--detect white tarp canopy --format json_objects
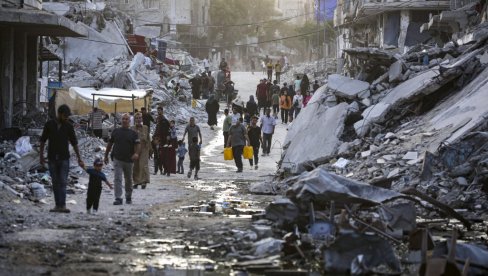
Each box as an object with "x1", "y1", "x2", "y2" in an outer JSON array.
[{"x1": 56, "y1": 87, "x2": 150, "y2": 115}]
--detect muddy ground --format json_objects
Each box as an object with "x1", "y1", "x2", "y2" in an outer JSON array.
[{"x1": 0, "y1": 72, "x2": 287, "y2": 275}]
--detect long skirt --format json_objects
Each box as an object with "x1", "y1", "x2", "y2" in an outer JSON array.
[
  {"x1": 160, "y1": 144, "x2": 177, "y2": 174},
  {"x1": 133, "y1": 146, "x2": 150, "y2": 184},
  {"x1": 208, "y1": 112, "x2": 218, "y2": 126}
]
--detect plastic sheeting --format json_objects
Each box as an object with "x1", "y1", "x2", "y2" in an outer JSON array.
[
  {"x1": 286, "y1": 168, "x2": 407, "y2": 207},
  {"x1": 55, "y1": 87, "x2": 150, "y2": 115}
]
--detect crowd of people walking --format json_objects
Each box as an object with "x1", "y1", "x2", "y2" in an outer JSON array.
[{"x1": 39, "y1": 56, "x2": 319, "y2": 214}]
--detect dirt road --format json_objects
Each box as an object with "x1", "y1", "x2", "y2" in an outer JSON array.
[{"x1": 0, "y1": 72, "x2": 289, "y2": 275}]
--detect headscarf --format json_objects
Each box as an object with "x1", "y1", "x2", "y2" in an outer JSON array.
[{"x1": 248, "y1": 95, "x2": 256, "y2": 103}]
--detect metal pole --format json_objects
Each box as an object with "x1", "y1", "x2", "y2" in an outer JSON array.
[
  {"x1": 316, "y1": 0, "x2": 320, "y2": 71},
  {"x1": 114, "y1": 102, "x2": 117, "y2": 127},
  {"x1": 132, "y1": 94, "x2": 135, "y2": 114},
  {"x1": 58, "y1": 60, "x2": 62, "y2": 82},
  {"x1": 91, "y1": 94, "x2": 95, "y2": 134}
]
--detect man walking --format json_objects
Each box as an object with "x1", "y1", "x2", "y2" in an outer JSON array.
[
  {"x1": 247, "y1": 116, "x2": 263, "y2": 170},
  {"x1": 182, "y1": 117, "x2": 202, "y2": 146},
  {"x1": 140, "y1": 107, "x2": 155, "y2": 129},
  {"x1": 40, "y1": 104, "x2": 84, "y2": 213},
  {"x1": 203, "y1": 57, "x2": 210, "y2": 74},
  {"x1": 154, "y1": 106, "x2": 170, "y2": 175},
  {"x1": 227, "y1": 118, "x2": 250, "y2": 173},
  {"x1": 260, "y1": 108, "x2": 276, "y2": 156},
  {"x1": 274, "y1": 61, "x2": 282, "y2": 83},
  {"x1": 223, "y1": 109, "x2": 232, "y2": 149},
  {"x1": 256, "y1": 79, "x2": 268, "y2": 115},
  {"x1": 104, "y1": 113, "x2": 140, "y2": 205}
]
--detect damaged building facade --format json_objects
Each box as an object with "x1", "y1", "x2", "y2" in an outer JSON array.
[
  {"x1": 333, "y1": 0, "x2": 451, "y2": 57},
  {"x1": 107, "y1": 0, "x2": 210, "y2": 56},
  {"x1": 0, "y1": 0, "x2": 86, "y2": 128}
]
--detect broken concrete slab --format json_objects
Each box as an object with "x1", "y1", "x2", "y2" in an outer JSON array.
[
  {"x1": 426, "y1": 66, "x2": 488, "y2": 150},
  {"x1": 402, "y1": 151, "x2": 418, "y2": 160},
  {"x1": 355, "y1": 65, "x2": 462, "y2": 137},
  {"x1": 327, "y1": 74, "x2": 370, "y2": 100},
  {"x1": 282, "y1": 97, "x2": 348, "y2": 172},
  {"x1": 388, "y1": 60, "x2": 403, "y2": 83}
]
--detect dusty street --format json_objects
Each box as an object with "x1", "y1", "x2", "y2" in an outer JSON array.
[{"x1": 0, "y1": 72, "x2": 288, "y2": 275}]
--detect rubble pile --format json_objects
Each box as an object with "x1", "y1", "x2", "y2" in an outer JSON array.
[
  {"x1": 0, "y1": 132, "x2": 111, "y2": 204},
  {"x1": 241, "y1": 7, "x2": 488, "y2": 275},
  {"x1": 280, "y1": 57, "x2": 336, "y2": 85}
]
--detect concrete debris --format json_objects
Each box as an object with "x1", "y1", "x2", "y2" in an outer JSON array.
[
  {"x1": 324, "y1": 233, "x2": 401, "y2": 274},
  {"x1": 327, "y1": 74, "x2": 370, "y2": 100}
]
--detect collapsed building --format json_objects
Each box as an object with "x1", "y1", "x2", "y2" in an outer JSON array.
[
  {"x1": 240, "y1": 1, "x2": 488, "y2": 274},
  {"x1": 0, "y1": 0, "x2": 87, "y2": 129}
]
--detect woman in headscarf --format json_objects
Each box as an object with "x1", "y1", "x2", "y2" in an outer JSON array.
[
  {"x1": 205, "y1": 95, "x2": 219, "y2": 130},
  {"x1": 246, "y1": 95, "x2": 258, "y2": 117},
  {"x1": 131, "y1": 112, "x2": 150, "y2": 189},
  {"x1": 300, "y1": 74, "x2": 310, "y2": 98}
]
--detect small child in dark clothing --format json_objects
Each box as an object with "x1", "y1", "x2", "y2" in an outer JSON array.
[
  {"x1": 243, "y1": 108, "x2": 251, "y2": 125},
  {"x1": 176, "y1": 140, "x2": 187, "y2": 174},
  {"x1": 83, "y1": 158, "x2": 113, "y2": 214},
  {"x1": 187, "y1": 136, "x2": 201, "y2": 180}
]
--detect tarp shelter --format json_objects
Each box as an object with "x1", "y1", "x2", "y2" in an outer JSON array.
[{"x1": 55, "y1": 87, "x2": 151, "y2": 115}]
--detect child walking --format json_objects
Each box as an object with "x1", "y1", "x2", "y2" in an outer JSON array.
[
  {"x1": 83, "y1": 158, "x2": 113, "y2": 214},
  {"x1": 176, "y1": 140, "x2": 187, "y2": 174},
  {"x1": 187, "y1": 136, "x2": 201, "y2": 180}
]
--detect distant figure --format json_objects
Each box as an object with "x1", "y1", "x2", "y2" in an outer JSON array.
[
  {"x1": 140, "y1": 107, "x2": 155, "y2": 129},
  {"x1": 187, "y1": 136, "x2": 201, "y2": 180},
  {"x1": 176, "y1": 140, "x2": 187, "y2": 174},
  {"x1": 250, "y1": 58, "x2": 255, "y2": 74},
  {"x1": 246, "y1": 95, "x2": 258, "y2": 117},
  {"x1": 266, "y1": 60, "x2": 273, "y2": 81},
  {"x1": 279, "y1": 89, "x2": 291, "y2": 124},
  {"x1": 292, "y1": 91, "x2": 304, "y2": 118},
  {"x1": 256, "y1": 79, "x2": 268, "y2": 114},
  {"x1": 227, "y1": 116, "x2": 250, "y2": 173},
  {"x1": 205, "y1": 95, "x2": 219, "y2": 130},
  {"x1": 222, "y1": 109, "x2": 232, "y2": 149},
  {"x1": 219, "y1": 57, "x2": 228, "y2": 71},
  {"x1": 303, "y1": 91, "x2": 312, "y2": 108},
  {"x1": 260, "y1": 108, "x2": 276, "y2": 156},
  {"x1": 203, "y1": 57, "x2": 210, "y2": 74},
  {"x1": 274, "y1": 61, "x2": 282, "y2": 83},
  {"x1": 313, "y1": 80, "x2": 320, "y2": 92},
  {"x1": 294, "y1": 75, "x2": 301, "y2": 93},
  {"x1": 300, "y1": 74, "x2": 310, "y2": 98},
  {"x1": 247, "y1": 115, "x2": 263, "y2": 170}
]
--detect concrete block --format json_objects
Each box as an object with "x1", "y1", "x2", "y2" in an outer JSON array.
[
  {"x1": 328, "y1": 74, "x2": 370, "y2": 100},
  {"x1": 282, "y1": 85, "x2": 348, "y2": 170},
  {"x1": 389, "y1": 60, "x2": 403, "y2": 83},
  {"x1": 402, "y1": 152, "x2": 418, "y2": 160}
]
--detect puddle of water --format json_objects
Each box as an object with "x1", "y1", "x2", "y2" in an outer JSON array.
[{"x1": 126, "y1": 238, "x2": 225, "y2": 274}]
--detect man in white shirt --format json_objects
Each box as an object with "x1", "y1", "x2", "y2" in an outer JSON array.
[
  {"x1": 260, "y1": 108, "x2": 276, "y2": 156},
  {"x1": 203, "y1": 58, "x2": 210, "y2": 74},
  {"x1": 292, "y1": 92, "x2": 303, "y2": 119}
]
